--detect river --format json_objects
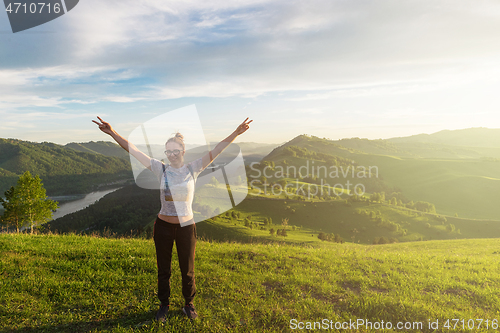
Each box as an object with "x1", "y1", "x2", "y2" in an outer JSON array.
[{"x1": 50, "y1": 188, "x2": 121, "y2": 220}]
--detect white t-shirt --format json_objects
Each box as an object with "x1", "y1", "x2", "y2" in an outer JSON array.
[{"x1": 150, "y1": 157, "x2": 204, "y2": 217}]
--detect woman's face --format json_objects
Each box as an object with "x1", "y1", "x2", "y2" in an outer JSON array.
[{"x1": 165, "y1": 141, "x2": 185, "y2": 165}]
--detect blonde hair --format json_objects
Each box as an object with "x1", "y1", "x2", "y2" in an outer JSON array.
[{"x1": 166, "y1": 132, "x2": 185, "y2": 151}]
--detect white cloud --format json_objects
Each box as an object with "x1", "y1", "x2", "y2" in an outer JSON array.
[
  {"x1": 103, "y1": 96, "x2": 146, "y2": 103},
  {"x1": 4, "y1": 0, "x2": 500, "y2": 102}
]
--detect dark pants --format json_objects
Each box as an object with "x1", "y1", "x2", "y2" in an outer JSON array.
[{"x1": 153, "y1": 217, "x2": 197, "y2": 306}]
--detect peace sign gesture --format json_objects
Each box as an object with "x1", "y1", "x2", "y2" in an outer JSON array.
[
  {"x1": 234, "y1": 118, "x2": 253, "y2": 136},
  {"x1": 92, "y1": 116, "x2": 114, "y2": 136}
]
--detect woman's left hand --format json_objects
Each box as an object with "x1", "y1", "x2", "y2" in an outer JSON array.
[{"x1": 235, "y1": 118, "x2": 253, "y2": 135}]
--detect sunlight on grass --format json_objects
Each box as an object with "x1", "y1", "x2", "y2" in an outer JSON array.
[{"x1": 2, "y1": 234, "x2": 500, "y2": 332}]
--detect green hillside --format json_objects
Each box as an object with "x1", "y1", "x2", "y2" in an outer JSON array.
[
  {"x1": 224, "y1": 196, "x2": 500, "y2": 244},
  {"x1": 45, "y1": 185, "x2": 159, "y2": 236},
  {"x1": 2, "y1": 233, "x2": 500, "y2": 332},
  {"x1": 261, "y1": 134, "x2": 500, "y2": 220},
  {"x1": 0, "y1": 139, "x2": 133, "y2": 196},
  {"x1": 44, "y1": 181, "x2": 500, "y2": 245},
  {"x1": 349, "y1": 153, "x2": 500, "y2": 219}
]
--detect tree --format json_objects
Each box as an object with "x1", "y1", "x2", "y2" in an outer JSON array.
[
  {"x1": 278, "y1": 179, "x2": 287, "y2": 190},
  {"x1": 281, "y1": 217, "x2": 289, "y2": 230},
  {"x1": 0, "y1": 171, "x2": 58, "y2": 234},
  {"x1": 0, "y1": 186, "x2": 23, "y2": 233},
  {"x1": 378, "y1": 237, "x2": 389, "y2": 244}
]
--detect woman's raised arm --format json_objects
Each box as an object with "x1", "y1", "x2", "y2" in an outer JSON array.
[
  {"x1": 92, "y1": 116, "x2": 152, "y2": 170},
  {"x1": 201, "y1": 118, "x2": 253, "y2": 170}
]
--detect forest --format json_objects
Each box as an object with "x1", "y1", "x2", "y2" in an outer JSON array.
[{"x1": 0, "y1": 139, "x2": 133, "y2": 195}]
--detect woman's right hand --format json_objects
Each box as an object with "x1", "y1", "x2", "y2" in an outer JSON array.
[
  {"x1": 92, "y1": 116, "x2": 114, "y2": 136},
  {"x1": 92, "y1": 116, "x2": 151, "y2": 169}
]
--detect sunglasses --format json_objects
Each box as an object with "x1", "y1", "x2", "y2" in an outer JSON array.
[{"x1": 164, "y1": 149, "x2": 183, "y2": 156}]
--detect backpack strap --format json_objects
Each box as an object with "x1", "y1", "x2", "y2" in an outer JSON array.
[{"x1": 187, "y1": 164, "x2": 195, "y2": 183}]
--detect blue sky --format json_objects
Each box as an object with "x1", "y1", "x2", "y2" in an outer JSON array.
[{"x1": 1, "y1": 0, "x2": 500, "y2": 145}]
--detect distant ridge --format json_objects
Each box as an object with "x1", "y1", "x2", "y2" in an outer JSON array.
[
  {"x1": 64, "y1": 141, "x2": 129, "y2": 159},
  {"x1": 263, "y1": 128, "x2": 500, "y2": 159},
  {"x1": 64, "y1": 141, "x2": 277, "y2": 161},
  {"x1": 387, "y1": 127, "x2": 500, "y2": 148}
]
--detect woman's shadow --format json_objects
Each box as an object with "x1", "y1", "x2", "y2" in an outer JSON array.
[{"x1": 0, "y1": 308, "x2": 195, "y2": 333}]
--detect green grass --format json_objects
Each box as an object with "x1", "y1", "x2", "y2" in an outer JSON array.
[
  {"x1": 2, "y1": 233, "x2": 500, "y2": 332},
  {"x1": 196, "y1": 215, "x2": 323, "y2": 245}
]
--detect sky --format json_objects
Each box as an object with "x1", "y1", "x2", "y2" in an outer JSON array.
[{"x1": 1, "y1": 0, "x2": 500, "y2": 146}]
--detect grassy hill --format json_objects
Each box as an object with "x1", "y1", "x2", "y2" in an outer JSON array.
[{"x1": 2, "y1": 233, "x2": 500, "y2": 332}]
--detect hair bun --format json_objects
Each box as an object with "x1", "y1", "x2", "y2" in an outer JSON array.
[{"x1": 166, "y1": 132, "x2": 186, "y2": 150}]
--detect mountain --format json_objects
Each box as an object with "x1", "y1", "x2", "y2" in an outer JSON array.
[
  {"x1": 388, "y1": 127, "x2": 500, "y2": 147},
  {"x1": 0, "y1": 139, "x2": 133, "y2": 196},
  {"x1": 286, "y1": 128, "x2": 500, "y2": 159},
  {"x1": 331, "y1": 137, "x2": 500, "y2": 159},
  {"x1": 258, "y1": 131, "x2": 500, "y2": 220},
  {"x1": 257, "y1": 134, "x2": 394, "y2": 195},
  {"x1": 382, "y1": 128, "x2": 500, "y2": 159},
  {"x1": 64, "y1": 141, "x2": 130, "y2": 159}
]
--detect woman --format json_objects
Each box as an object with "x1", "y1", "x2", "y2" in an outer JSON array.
[{"x1": 92, "y1": 116, "x2": 252, "y2": 321}]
